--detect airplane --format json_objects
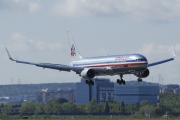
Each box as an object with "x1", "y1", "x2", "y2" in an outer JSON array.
[{"x1": 5, "y1": 30, "x2": 175, "y2": 86}]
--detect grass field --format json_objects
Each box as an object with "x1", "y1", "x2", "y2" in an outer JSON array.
[
  {"x1": 13, "y1": 118, "x2": 180, "y2": 120},
  {"x1": 8, "y1": 116, "x2": 179, "y2": 120}
]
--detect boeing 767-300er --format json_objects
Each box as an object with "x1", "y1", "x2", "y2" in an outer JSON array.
[{"x1": 5, "y1": 30, "x2": 175, "y2": 85}]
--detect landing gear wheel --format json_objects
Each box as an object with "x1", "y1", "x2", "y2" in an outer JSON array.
[
  {"x1": 137, "y1": 78, "x2": 142, "y2": 82},
  {"x1": 117, "y1": 79, "x2": 122, "y2": 85},
  {"x1": 117, "y1": 79, "x2": 126, "y2": 85},
  {"x1": 90, "y1": 80, "x2": 94, "y2": 85},
  {"x1": 117, "y1": 79, "x2": 120, "y2": 84},
  {"x1": 85, "y1": 80, "x2": 89, "y2": 84},
  {"x1": 122, "y1": 80, "x2": 126, "y2": 85},
  {"x1": 117, "y1": 74, "x2": 126, "y2": 85},
  {"x1": 85, "y1": 80, "x2": 94, "y2": 86}
]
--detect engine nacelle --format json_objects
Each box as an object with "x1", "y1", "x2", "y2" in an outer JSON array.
[
  {"x1": 80, "y1": 69, "x2": 95, "y2": 79},
  {"x1": 135, "y1": 69, "x2": 150, "y2": 78}
]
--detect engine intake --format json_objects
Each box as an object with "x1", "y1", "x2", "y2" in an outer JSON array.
[
  {"x1": 135, "y1": 69, "x2": 150, "y2": 78},
  {"x1": 80, "y1": 69, "x2": 95, "y2": 79}
]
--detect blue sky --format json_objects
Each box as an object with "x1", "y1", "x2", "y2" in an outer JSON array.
[{"x1": 0, "y1": 0, "x2": 180, "y2": 85}]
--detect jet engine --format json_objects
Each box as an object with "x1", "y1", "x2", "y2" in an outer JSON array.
[
  {"x1": 80, "y1": 69, "x2": 95, "y2": 79},
  {"x1": 135, "y1": 69, "x2": 150, "y2": 78}
]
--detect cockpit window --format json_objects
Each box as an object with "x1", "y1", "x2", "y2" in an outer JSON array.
[{"x1": 136, "y1": 58, "x2": 146, "y2": 61}]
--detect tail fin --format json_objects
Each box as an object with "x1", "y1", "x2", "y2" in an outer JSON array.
[{"x1": 66, "y1": 29, "x2": 82, "y2": 61}]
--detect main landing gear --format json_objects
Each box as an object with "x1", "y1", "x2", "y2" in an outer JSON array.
[
  {"x1": 117, "y1": 74, "x2": 126, "y2": 85},
  {"x1": 116, "y1": 75, "x2": 143, "y2": 85},
  {"x1": 137, "y1": 78, "x2": 142, "y2": 82},
  {"x1": 85, "y1": 80, "x2": 94, "y2": 86}
]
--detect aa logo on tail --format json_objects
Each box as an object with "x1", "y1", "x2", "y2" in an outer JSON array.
[{"x1": 71, "y1": 44, "x2": 76, "y2": 56}]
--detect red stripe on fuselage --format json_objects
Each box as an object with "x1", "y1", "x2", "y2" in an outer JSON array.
[{"x1": 86, "y1": 62, "x2": 147, "y2": 68}]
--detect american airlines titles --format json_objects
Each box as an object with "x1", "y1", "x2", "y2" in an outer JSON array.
[{"x1": 115, "y1": 56, "x2": 129, "y2": 61}]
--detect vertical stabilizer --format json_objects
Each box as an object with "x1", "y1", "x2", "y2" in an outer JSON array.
[{"x1": 66, "y1": 29, "x2": 82, "y2": 61}]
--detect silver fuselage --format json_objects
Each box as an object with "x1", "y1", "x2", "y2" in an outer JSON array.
[{"x1": 70, "y1": 54, "x2": 148, "y2": 76}]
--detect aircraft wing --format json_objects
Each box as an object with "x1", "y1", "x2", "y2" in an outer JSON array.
[
  {"x1": 5, "y1": 48, "x2": 84, "y2": 72},
  {"x1": 148, "y1": 57, "x2": 174, "y2": 67},
  {"x1": 148, "y1": 47, "x2": 175, "y2": 67},
  {"x1": 17, "y1": 61, "x2": 84, "y2": 72}
]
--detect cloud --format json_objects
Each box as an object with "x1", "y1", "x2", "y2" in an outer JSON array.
[
  {"x1": 0, "y1": 0, "x2": 41, "y2": 13},
  {"x1": 138, "y1": 43, "x2": 177, "y2": 57},
  {"x1": 5, "y1": 33, "x2": 64, "y2": 52},
  {"x1": 51, "y1": 0, "x2": 180, "y2": 21},
  {"x1": 136, "y1": 43, "x2": 180, "y2": 84},
  {"x1": 175, "y1": 43, "x2": 180, "y2": 52},
  {"x1": 28, "y1": 2, "x2": 41, "y2": 13}
]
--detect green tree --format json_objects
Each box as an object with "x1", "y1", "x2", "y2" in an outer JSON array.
[
  {"x1": 20, "y1": 101, "x2": 35, "y2": 115},
  {"x1": 126, "y1": 103, "x2": 139, "y2": 114},
  {"x1": 34, "y1": 103, "x2": 44, "y2": 115},
  {"x1": 104, "y1": 102, "x2": 110, "y2": 114},
  {"x1": 0, "y1": 104, "x2": 4, "y2": 108},
  {"x1": 61, "y1": 102, "x2": 76, "y2": 114},
  {"x1": 121, "y1": 101, "x2": 125, "y2": 113},
  {"x1": 0, "y1": 105, "x2": 11, "y2": 117},
  {"x1": 44, "y1": 99, "x2": 62, "y2": 115},
  {"x1": 140, "y1": 100, "x2": 149, "y2": 107},
  {"x1": 138, "y1": 105, "x2": 156, "y2": 117},
  {"x1": 58, "y1": 98, "x2": 68, "y2": 104},
  {"x1": 85, "y1": 98, "x2": 98, "y2": 114},
  {"x1": 96, "y1": 103, "x2": 105, "y2": 114},
  {"x1": 76, "y1": 104, "x2": 86, "y2": 114},
  {"x1": 44, "y1": 101, "x2": 52, "y2": 115},
  {"x1": 108, "y1": 101, "x2": 121, "y2": 113},
  {"x1": 157, "y1": 93, "x2": 180, "y2": 115}
]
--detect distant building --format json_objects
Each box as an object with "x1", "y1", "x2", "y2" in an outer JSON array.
[
  {"x1": 75, "y1": 78, "x2": 114, "y2": 104},
  {"x1": 75, "y1": 80, "x2": 89, "y2": 104},
  {"x1": 167, "y1": 84, "x2": 179, "y2": 89},
  {"x1": 114, "y1": 81, "x2": 159, "y2": 105},
  {"x1": 160, "y1": 84, "x2": 179, "y2": 93},
  {"x1": 35, "y1": 89, "x2": 75, "y2": 104},
  {"x1": 0, "y1": 83, "x2": 75, "y2": 103},
  {"x1": 0, "y1": 96, "x2": 24, "y2": 103},
  {"x1": 76, "y1": 79, "x2": 159, "y2": 105},
  {"x1": 161, "y1": 88, "x2": 174, "y2": 93},
  {"x1": 175, "y1": 88, "x2": 180, "y2": 95},
  {"x1": 96, "y1": 80, "x2": 114, "y2": 103}
]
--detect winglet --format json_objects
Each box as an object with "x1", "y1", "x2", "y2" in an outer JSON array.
[
  {"x1": 172, "y1": 46, "x2": 176, "y2": 59},
  {"x1": 5, "y1": 47, "x2": 15, "y2": 61}
]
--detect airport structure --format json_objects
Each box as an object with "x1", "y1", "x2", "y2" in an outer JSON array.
[
  {"x1": 114, "y1": 81, "x2": 159, "y2": 105},
  {"x1": 76, "y1": 79, "x2": 159, "y2": 105},
  {"x1": 75, "y1": 78, "x2": 114, "y2": 104},
  {"x1": 35, "y1": 89, "x2": 75, "y2": 104},
  {"x1": 1, "y1": 79, "x2": 180, "y2": 105},
  {"x1": 160, "y1": 84, "x2": 180, "y2": 94}
]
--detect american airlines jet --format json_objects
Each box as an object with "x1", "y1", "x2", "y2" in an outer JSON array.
[{"x1": 6, "y1": 30, "x2": 175, "y2": 86}]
